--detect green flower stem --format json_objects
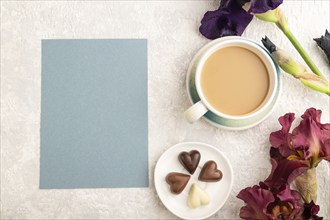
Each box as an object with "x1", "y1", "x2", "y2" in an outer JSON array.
[{"x1": 276, "y1": 23, "x2": 325, "y2": 79}]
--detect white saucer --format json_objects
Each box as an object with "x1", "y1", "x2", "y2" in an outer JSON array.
[{"x1": 154, "y1": 142, "x2": 234, "y2": 219}]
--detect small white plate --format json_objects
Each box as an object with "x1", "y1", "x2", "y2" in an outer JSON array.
[{"x1": 154, "y1": 142, "x2": 234, "y2": 219}]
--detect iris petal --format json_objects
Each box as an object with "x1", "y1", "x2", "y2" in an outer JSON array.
[
  {"x1": 303, "y1": 201, "x2": 323, "y2": 220},
  {"x1": 269, "y1": 113, "x2": 296, "y2": 157},
  {"x1": 291, "y1": 108, "x2": 330, "y2": 165},
  {"x1": 275, "y1": 184, "x2": 304, "y2": 219},
  {"x1": 199, "y1": 0, "x2": 283, "y2": 39},
  {"x1": 237, "y1": 183, "x2": 309, "y2": 220},
  {"x1": 237, "y1": 185, "x2": 275, "y2": 220},
  {"x1": 199, "y1": 0, "x2": 253, "y2": 39},
  {"x1": 264, "y1": 148, "x2": 309, "y2": 191},
  {"x1": 248, "y1": 0, "x2": 283, "y2": 14}
]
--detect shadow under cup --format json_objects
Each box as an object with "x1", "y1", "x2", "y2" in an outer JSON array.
[{"x1": 186, "y1": 37, "x2": 281, "y2": 129}]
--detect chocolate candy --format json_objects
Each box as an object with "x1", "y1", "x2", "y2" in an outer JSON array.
[
  {"x1": 178, "y1": 150, "x2": 201, "y2": 174},
  {"x1": 198, "y1": 160, "x2": 223, "y2": 182},
  {"x1": 166, "y1": 172, "x2": 190, "y2": 194},
  {"x1": 187, "y1": 183, "x2": 210, "y2": 208}
]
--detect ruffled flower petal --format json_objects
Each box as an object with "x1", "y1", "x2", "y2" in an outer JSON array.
[
  {"x1": 237, "y1": 183, "x2": 311, "y2": 220},
  {"x1": 248, "y1": 0, "x2": 283, "y2": 14},
  {"x1": 275, "y1": 184, "x2": 304, "y2": 219},
  {"x1": 237, "y1": 185, "x2": 275, "y2": 220},
  {"x1": 199, "y1": 0, "x2": 253, "y2": 39},
  {"x1": 302, "y1": 201, "x2": 323, "y2": 220},
  {"x1": 199, "y1": 0, "x2": 283, "y2": 39},
  {"x1": 269, "y1": 113, "x2": 296, "y2": 157},
  {"x1": 291, "y1": 108, "x2": 330, "y2": 165},
  {"x1": 264, "y1": 148, "x2": 309, "y2": 190}
]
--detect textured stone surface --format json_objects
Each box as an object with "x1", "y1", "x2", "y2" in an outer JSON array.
[{"x1": 1, "y1": 1, "x2": 329, "y2": 219}]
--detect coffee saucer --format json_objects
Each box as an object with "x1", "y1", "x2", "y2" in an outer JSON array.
[
  {"x1": 186, "y1": 37, "x2": 281, "y2": 130},
  {"x1": 154, "y1": 142, "x2": 233, "y2": 220}
]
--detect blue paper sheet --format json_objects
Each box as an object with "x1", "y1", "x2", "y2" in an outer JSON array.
[{"x1": 40, "y1": 39, "x2": 148, "y2": 189}]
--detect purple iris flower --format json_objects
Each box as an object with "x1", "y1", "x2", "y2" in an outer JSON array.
[{"x1": 199, "y1": 0, "x2": 283, "y2": 39}]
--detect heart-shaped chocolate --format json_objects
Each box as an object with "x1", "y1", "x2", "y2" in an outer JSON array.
[
  {"x1": 198, "y1": 160, "x2": 223, "y2": 182},
  {"x1": 178, "y1": 150, "x2": 201, "y2": 174},
  {"x1": 166, "y1": 172, "x2": 190, "y2": 194},
  {"x1": 187, "y1": 183, "x2": 210, "y2": 208}
]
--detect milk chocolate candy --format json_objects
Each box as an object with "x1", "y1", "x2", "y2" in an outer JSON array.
[
  {"x1": 166, "y1": 172, "x2": 190, "y2": 194},
  {"x1": 198, "y1": 160, "x2": 223, "y2": 182},
  {"x1": 178, "y1": 150, "x2": 201, "y2": 174}
]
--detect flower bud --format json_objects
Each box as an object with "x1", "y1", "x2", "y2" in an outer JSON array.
[
  {"x1": 262, "y1": 36, "x2": 330, "y2": 95},
  {"x1": 273, "y1": 49, "x2": 306, "y2": 74},
  {"x1": 255, "y1": 8, "x2": 289, "y2": 33},
  {"x1": 314, "y1": 30, "x2": 330, "y2": 64},
  {"x1": 255, "y1": 8, "x2": 279, "y2": 23}
]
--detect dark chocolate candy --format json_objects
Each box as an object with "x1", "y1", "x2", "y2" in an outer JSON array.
[
  {"x1": 165, "y1": 172, "x2": 190, "y2": 194},
  {"x1": 178, "y1": 150, "x2": 201, "y2": 174},
  {"x1": 198, "y1": 160, "x2": 223, "y2": 182}
]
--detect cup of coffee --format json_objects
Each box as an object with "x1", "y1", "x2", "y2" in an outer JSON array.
[{"x1": 184, "y1": 37, "x2": 281, "y2": 129}]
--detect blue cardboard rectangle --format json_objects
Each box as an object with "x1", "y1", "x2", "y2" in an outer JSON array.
[{"x1": 40, "y1": 39, "x2": 148, "y2": 189}]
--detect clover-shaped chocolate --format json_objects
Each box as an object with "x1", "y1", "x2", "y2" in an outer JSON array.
[{"x1": 165, "y1": 150, "x2": 224, "y2": 208}]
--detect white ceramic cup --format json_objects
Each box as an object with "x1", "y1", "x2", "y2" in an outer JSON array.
[{"x1": 184, "y1": 37, "x2": 279, "y2": 127}]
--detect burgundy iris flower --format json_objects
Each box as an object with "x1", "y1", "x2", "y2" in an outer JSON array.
[
  {"x1": 199, "y1": 0, "x2": 283, "y2": 39},
  {"x1": 270, "y1": 108, "x2": 330, "y2": 167},
  {"x1": 237, "y1": 108, "x2": 329, "y2": 219}
]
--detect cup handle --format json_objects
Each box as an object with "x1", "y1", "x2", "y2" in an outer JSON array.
[{"x1": 184, "y1": 101, "x2": 208, "y2": 123}]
